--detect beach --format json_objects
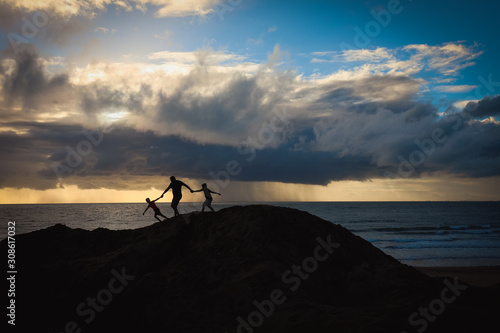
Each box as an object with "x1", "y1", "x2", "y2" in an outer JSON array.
[{"x1": 417, "y1": 266, "x2": 500, "y2": 288}]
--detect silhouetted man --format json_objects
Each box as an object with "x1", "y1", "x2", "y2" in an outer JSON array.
[{"x1": 161, "y1": 176, "x2": 194, "y2": 217}]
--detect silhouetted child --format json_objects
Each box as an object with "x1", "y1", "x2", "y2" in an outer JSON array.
[
  {"x1": 193, "y1": 183, "x2": 221, "y2": 212},
  {"x1": 143, "y1": 197, "x2": 168, "y2": 222}
]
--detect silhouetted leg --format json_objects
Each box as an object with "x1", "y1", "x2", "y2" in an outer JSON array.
[
  {"x1": 172, "y1": 203, "x2": 179, "y2": 216},
  {"x1": 157, "y1": 210, "x2": 168, "y2": 220},
  {"x1": 201, "y1": 199, "x2": 208, "y2": 212},
  {"x1": 207, "y1": 199, "x2": 215, "y2": 212},
  {"x1": 154, "y1": 212, "x2": 162, "y2": 222},
  {"x1": 172, "y1": 196, "x2": 181, "y2": 216}
]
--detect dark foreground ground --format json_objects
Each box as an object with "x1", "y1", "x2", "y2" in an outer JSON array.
[{"x1": 3, "y1": 205, "x2": 499, "y2": 332}]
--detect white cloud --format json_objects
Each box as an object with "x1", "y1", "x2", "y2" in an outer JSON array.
[
  {"x1": 436, "y1": 85, "x2": 477, "y2": 93},
  {"x1": 4, "y1": 0, "x2": 225, "y2": 18},
  {"x1": 342, "y1": 48, "x2": 394, "y2": 62},
  {"x1": 94, "y1": 27, "x2": 116, "y2": 34},
  {"x1": 311, "y1": 47, "x2": 393, "y2": 63},
  {"x1": 153, "y1": 30, "x2": 171, "y2": 39},
  {"x1": 5, "y1": 0, "x2": 113, "y2": 18},
  {"x1": 149, "y1": 51, "x2": 198, "y2": 63},
  {"x1": 312, "y1": 43, "x2": 481, "y2": 76},
  {"x1": 403, "y1": 42, "x2": 482, "y2": 76},
  {"x1": 310, "y1": 42, "x2": 482, "y2": 96},
  {"x1": 453, "y1": 99, "x2": 479, "y2": 109},
  {"x1": 479, "y1": 116, "x2": 500, "y2": 125},
  {"x1": 149, "y1": 0, "x2": 221, "y2": 17},
  {"x1": 95, "y1": 27, "x2": 109, "y2": 34},
  {"x1": 148, "y1": 49, "x2": 248, "y2": 67}
]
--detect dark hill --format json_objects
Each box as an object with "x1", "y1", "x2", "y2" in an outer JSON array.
[{"x1": 5, "y1": 205, "x2": 498, "y2": 332}]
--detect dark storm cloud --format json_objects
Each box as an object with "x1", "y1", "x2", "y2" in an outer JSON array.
[
  {"x1": 80, "y1": 82, "x2": 152, "y2": 116},
  {"x1": 2, "y1": 108, "x2": 499, "y2": 191},
  {"x1": 0, "y1": 1, "x2": 24, "y2": 29},
  {"x1": 437, "y1": 118, "x2": 500, "y2": 178},
  {"x1": 0, "y1": 1, "x2": 92, "y2": 48},
  {"x1": 0, "y1": 121, "x2": 380, "y2": 190},
  {"x1": 0, "y1": 46, "x2": 70, "y2": 109},
  {"x1": 380, "y1": 111, "x2": 500, "y2": 179},
  {"x1": 463, "y1": 94, "x2": 500, "y2": 119},
  {"x1": 153, "y1": 65, "x2": 295, "y2": 143},
  {"x1": 302, "y1": 75, "x2": 423, "y2": 116},
  {"x1": 0, "y1": 123, "x2": 83, "y2": 190}
]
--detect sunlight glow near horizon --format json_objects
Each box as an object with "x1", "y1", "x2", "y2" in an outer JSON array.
[{"x1": 0, "y1": 176, "x2": 498, "y2": 204}]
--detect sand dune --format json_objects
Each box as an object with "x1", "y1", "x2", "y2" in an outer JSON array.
[{"x1": 5, "y1": 205, "x2": 499, "y2": 332}]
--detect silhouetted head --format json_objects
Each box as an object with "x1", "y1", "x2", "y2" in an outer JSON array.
[
  {"x1": 202, "y1": 183, "x2": 207, "y2": 188},
  {"x1": 170, "y1": 176, "x2": 176, "y2": 181},
  {"x1": 146, "y1": 198, "x2": 151, "y2": 203}
]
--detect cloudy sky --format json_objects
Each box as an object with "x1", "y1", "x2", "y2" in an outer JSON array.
[{"x1": 0, "y1": 0, "x2": 499, "y2": 203}]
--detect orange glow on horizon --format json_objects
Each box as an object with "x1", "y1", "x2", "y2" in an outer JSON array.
[{"x1": 0, "y1": 176, "x2": 498, "y2": 204}]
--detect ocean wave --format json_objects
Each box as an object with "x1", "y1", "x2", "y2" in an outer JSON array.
[
  {"x1": 398, "y1": 254, "x2": 500, "y2": 261},
  {"x1": 351, "y1": 219, "x2": 397, "y2": 223},
  {"x1": 383, "y1": 242, "x2": 500, "y2": 250},
  {"x1": 351, "y1": 224, "x2": 496, "y2": 234},
  {"x1": 368, "y1": 237, "x2": 456, "y2": 243},
  {"x1": 449, "y1": 225, "x2": 468, "y2": 229}
]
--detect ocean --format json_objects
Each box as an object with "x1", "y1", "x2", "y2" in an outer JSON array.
[{"x1": 1, "y1": 201, "x2": 499, "y2": 267}]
